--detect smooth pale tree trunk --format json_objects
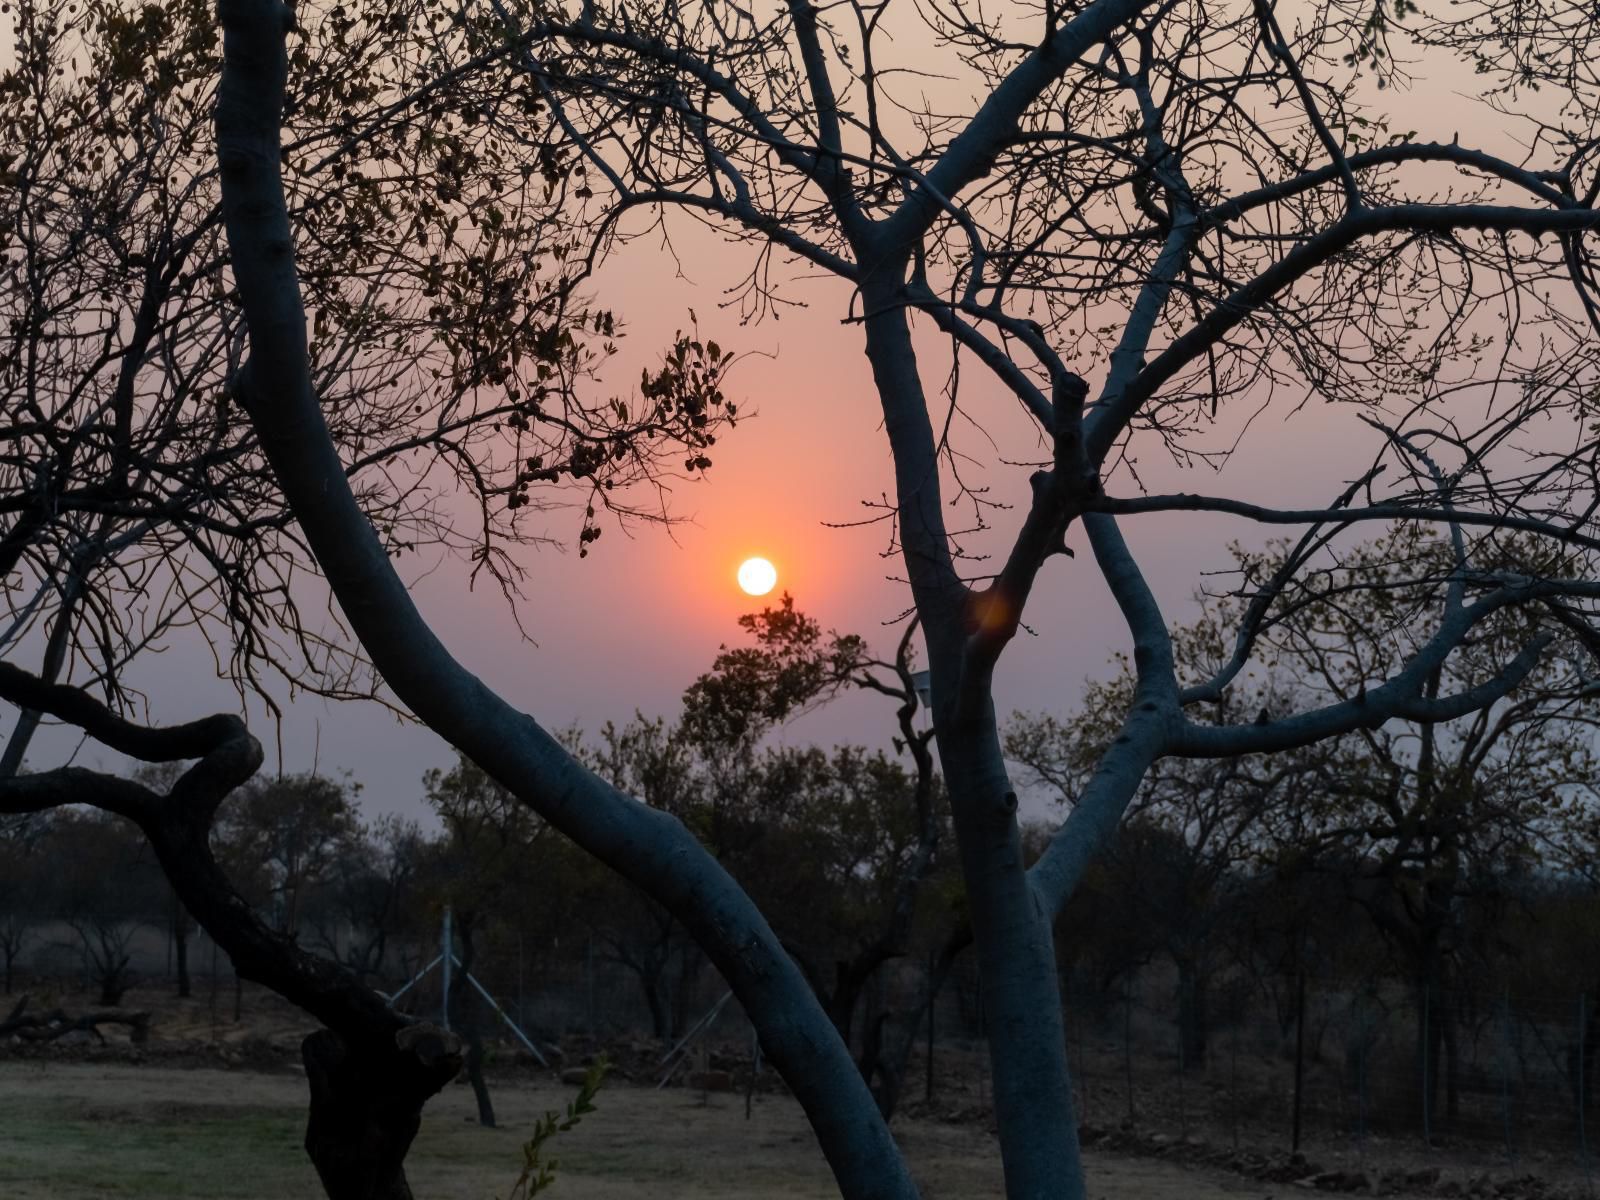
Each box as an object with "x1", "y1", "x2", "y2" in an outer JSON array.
[
  {"x1": 212, "y1": 9, "x2": 921, "y2": 1196},
  {"x1": 860, "y1": 257, "x2": 1085, "y2": 1197},
  {"x1": 939, "y1": 730, "x2": 1082, "y2": 1198}
]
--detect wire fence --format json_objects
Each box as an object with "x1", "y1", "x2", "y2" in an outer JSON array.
[
  {"x1": 1044, "y1": 967, "x2": 1600, "y2": 1175},
  {"x1": 15, "y1": 917, "x2": 1600, "y2": 1178},
  {"x1": 361, "y1": 929, "x2": 1600, "y2": 1176}
]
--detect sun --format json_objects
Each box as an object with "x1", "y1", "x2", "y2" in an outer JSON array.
[{"x1": 737, "y1": 556, "x2": 778, "y2": 597}]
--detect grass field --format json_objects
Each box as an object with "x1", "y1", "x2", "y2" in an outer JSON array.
[{"x1": 0, "y1": 1062, "x2": 1280, "y2": 1199}]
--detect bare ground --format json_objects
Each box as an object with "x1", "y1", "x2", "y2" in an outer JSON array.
[{"x1": 0, "y1": 1061, "x2": 1278, "y2": 1199}]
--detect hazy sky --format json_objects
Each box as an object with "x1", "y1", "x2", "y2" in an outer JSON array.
[
  {"x1": 12, "y1": 6, "x2": 1533, "y2": 825},
  {"x1": 46, "y1": 221, "x2": 1381, "y2": 826}
]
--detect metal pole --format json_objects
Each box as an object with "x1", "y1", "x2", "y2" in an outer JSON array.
[
  {"x1": 1501, "y1": 986, "x2": 1513, "y2": 1160},
  {"x1": 745, "y1": 1025, "x2": 759, "y2": 1120},
  {"x1": 978, "y1": 984, "x2": 989, "y2": 1116},
  {"x1": 1124, "y1": 983, "x2": 1135, "y2": 1121},
  {"x1": 658, "y1": 991, "x2": 734, "y2": 1072},
  {"x1": 379, "y1": 953, "x2": 444, "y2": 1004},
  {"x1": 441, "y1": 905, "x2": 452, "y2": 1033},
  {"x1": 1358, "y1": 992, "x2": 1367, "y2": 1161},
  {"x1": 1421, "y1": 982, "x2": 1431, "y2": 1146},
  {"x1": 1178, "y1": 1006, "x2": 1189, "y2": 1141},
  {"x1": 1292, "y1": 971, "x2": 1307, "y2": 1153},
  {"x1": 586, "y1": 935, "x2": 596, "y2": 1034},
  {"x1": 208, "y1": 936, "x2": 218, "y2": 1036},
  {"x1": 1079, "y1": 993, "x2": 1089, "y2": 1127},
  {"x1": 1230, "y1": 1012, "x2": 1240, "y2": 1153},
  {"x1": 453, "y1": 958, "x2": 547, "y2": 1065},
  {"x1": 925, "y1": 949, "x2": 935, "y2": 1105},
  {"x1": 1581, "y1": 993, "x2": 1591, "y2": 1194}
]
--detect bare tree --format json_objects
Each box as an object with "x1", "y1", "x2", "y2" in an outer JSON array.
[
  {"x1": 1216, "y1": 534, "x2": 1600, "y2": 1128},
  {"x1": 306, "y1": 813, "x2": 428, "y2": 985},
  {"x1": 0, "y1": 815, "x2": 47, "y2": 994},
  {"x1": 44, "y1": 809, "x2": 163, "y2": 1005},
  {"x1": 0, "y1": 663, "x2": 461, "y2": 1200},
  {"x1": 0, "y1": 0, "x2": 737, "y2": 777},
  {"x1": 74, "y1": 0, "x2": 1600, "y2": 1197},
  {"x1": 215, "y1": 772, "x2": 361, "y2": 937}
]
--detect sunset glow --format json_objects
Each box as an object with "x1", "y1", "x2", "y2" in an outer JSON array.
[{"x1": 737, "y1": 557, "x2": 778, "y2": 596}]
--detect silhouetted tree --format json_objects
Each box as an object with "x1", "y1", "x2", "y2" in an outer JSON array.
[
  {"x1": 216, "y1": 772, "x2": 361, "y2": 937},
  {"x1": 46, "y1": 811, "x2": 163, "y2": 1005},
  {"x1": 421, "y1": 751, "x2": 548, "y2": 1127},
  {"x1": 210, "y1": 0, "x2": 1600, "y2": 1193},
  {"x1": 307, "y1": 813, "x2": 428, "y2": 984},
  {"x1": 0, "y1": 815, "x2": 48, "y2": 994},
  {"x1": 0, "y1": 666, "x2": 463, "y2": 1200},
  {"x1": 2, "y1": 0, "x2": 1597, "y2": 1194}
]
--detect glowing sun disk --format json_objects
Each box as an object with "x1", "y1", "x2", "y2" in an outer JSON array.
[{"x1": 737, "y1": 557, "x2": 778, "y2": 596}]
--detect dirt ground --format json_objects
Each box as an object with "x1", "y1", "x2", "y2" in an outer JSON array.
[{"x1": 0, "y1": 1061, "x2": 1281, "y2": 1199}]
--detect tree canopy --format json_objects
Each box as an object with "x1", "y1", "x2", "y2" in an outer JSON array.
[{"x1": 5, "y1": 0, "x2": 1600, "y2": 1198}]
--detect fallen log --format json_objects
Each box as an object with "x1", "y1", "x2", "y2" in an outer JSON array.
[{"x1": 0, "y1": 996, "x2": 151, "y2": 1044}]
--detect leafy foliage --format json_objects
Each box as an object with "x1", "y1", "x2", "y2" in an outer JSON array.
[
  {"x1": 0, "y1": 0, "x2": 740, "y2": 720},
  {"x1": 505, "y1": 1055, "x2": 609, "y2": 1199}
]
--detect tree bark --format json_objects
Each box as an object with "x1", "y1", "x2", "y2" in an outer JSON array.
[
  {"x1": 450, "y1": 918, "x2": 496, "y2": 1129},
  {"x1": 940, "y1": 730, "x2": 1082, "y2": 1199},
  {"x1": 173, "y1": 893, "x2": 192, "y2": 999},
  {"x1": 859, "y1": 247, "x2": 1087, "y2": 1194},
  {"x1": 303, "y1": 1026, "x2": 462, "y2": 1200},
  {"x1": 217, "y1": 38, "x2": 924, "y2": 1140}
]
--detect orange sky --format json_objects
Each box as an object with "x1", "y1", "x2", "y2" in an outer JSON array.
[
  {"x1": 80, "y1": 217, "x2": 1386, "y2": 821},
  {"x1": 24, "y1": 3, "x2": 1571, "y2": 822}
]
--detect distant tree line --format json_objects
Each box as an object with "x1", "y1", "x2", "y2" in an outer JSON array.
[
  {"x1": 0, "y1": 598, "x2": 965, "y2": 1121},
  {"x1": 1010, "y1": 536, "x2": 1600, "y2": 1128},
  {"x1": 7, "y1": 577, "x2": 1600, "y2": 1144}
]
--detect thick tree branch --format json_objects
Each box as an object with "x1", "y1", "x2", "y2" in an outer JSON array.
[
  {"x1": 1088, "y1": 202, "x2": 1600, "y2": 463},
  {"x1": 880, "y1": 0, "x2": 1155, "y2": 251},
  {"x1": 1093, "y1": 493, "x2": 1600, "y2": 554},
  {"x1": 212, "y1": 5, "x2": 918, "y2": 1196}
]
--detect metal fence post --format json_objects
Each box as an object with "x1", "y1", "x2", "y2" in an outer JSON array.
[
  {"x1": 1293, "y1": 971, "x2": 1307, "y2": 1153},
  {"x1": 1357, "y1": 990, "x2": 1368, "y2": 1163},
  {"x1": 925, "y1": 949, "x2": 936, "y2": 1105},
  {"x1": 1230, "y1": 1013, "x2": 1239, "y2": 1153},
  {"x1": 1501, "y1": 986, "x2": 1514, "y2": 1160},
  {"x1": 1124, "y1": 983, "x2": 1135, "y2": 1121},
  {"x1": 1580, "y1": 992, "x2": 1593, "y2": 1196},
  {"x1": 1422, "y1": 981, "x2": 1431, "y2": 1147},
  {"x1": 441, "y1": 905, "x2": 452, "y2": 1032},
  {"x1": 1079, "y1": 992, "x2": 1090, "y2": 1127},
  {"x1": 1178, "y1": 1010, "x2": 1188, "y2": 1141},
  {"x1": 586, "y1": 935, "x2": 596, "y2": 1034}
]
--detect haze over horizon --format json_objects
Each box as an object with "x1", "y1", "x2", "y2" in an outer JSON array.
[
  {"x1": 18, "y1": 222, "x2": 1391, "y2": 825},
  {"x1": 0, "y1": 6, "x2": 1530, "y2": 824}
]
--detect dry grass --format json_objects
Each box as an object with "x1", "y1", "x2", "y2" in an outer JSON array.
[{"x1": 0, "y1": 1062, "x2": 1281, "y2": 1198}]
